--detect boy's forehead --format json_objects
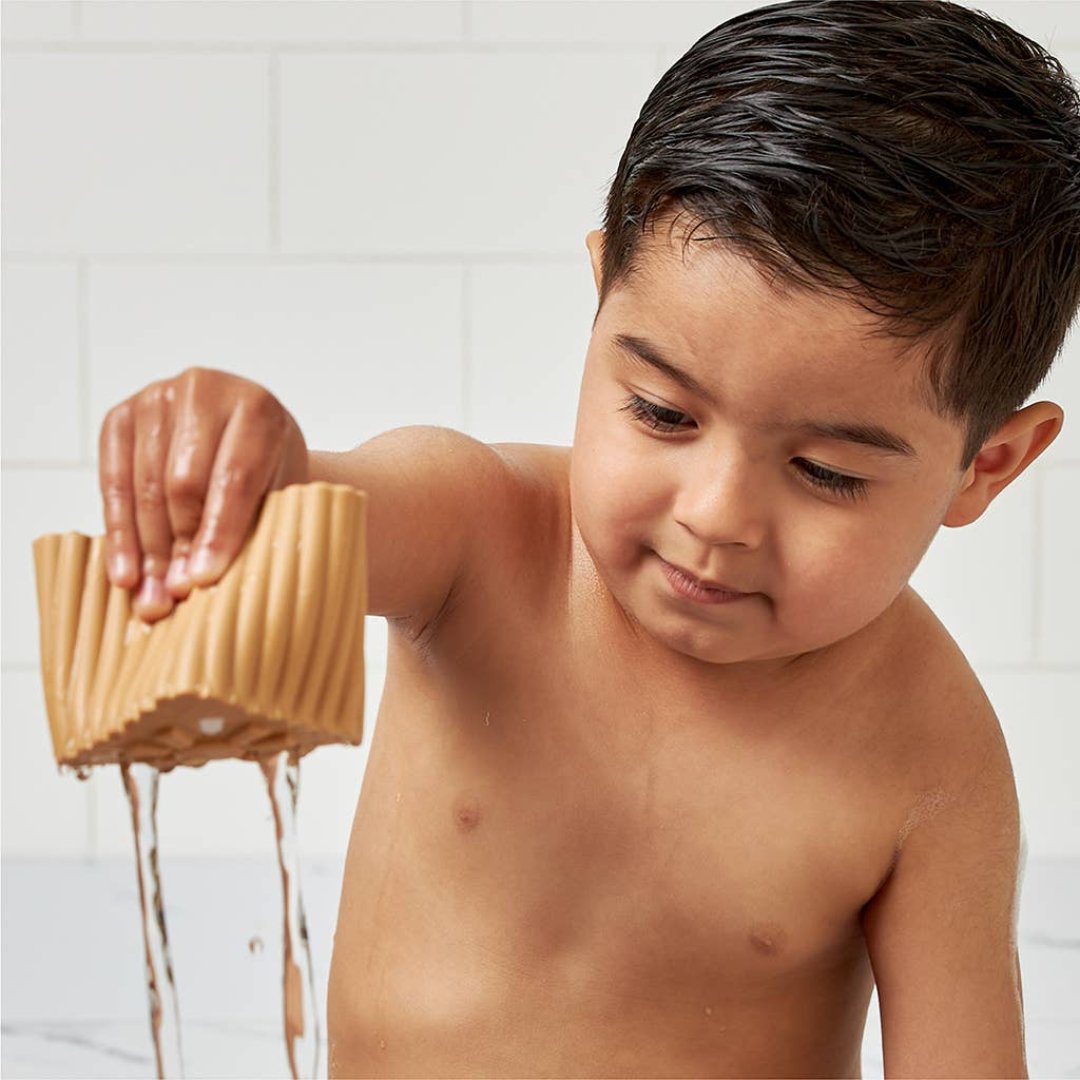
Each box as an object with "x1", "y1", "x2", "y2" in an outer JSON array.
[
  {"x1": 630, "y1": 224, "x2": 879, "y2": 330},
  {"x1": 619, "y1": 237, "x2": 919, "y2": 374}
]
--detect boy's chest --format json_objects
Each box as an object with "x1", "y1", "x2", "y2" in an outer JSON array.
[{"x1": 366, "y1": 596, "x2": 906, "y2": 1006}]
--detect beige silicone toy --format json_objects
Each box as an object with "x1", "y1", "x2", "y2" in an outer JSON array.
[{"x1": 32, "y1": 481, "x2": 367, "y2": 771}]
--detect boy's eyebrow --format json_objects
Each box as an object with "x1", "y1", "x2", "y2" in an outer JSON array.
[{"x1": 613, "y1": 333, "x2": 919, "y2": 460}]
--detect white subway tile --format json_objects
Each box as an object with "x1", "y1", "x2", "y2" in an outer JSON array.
[
  {"x1": 1, "y1": 262, "x2": 82, "y2": 462},
  {"x1": 468, "y1": 260, "x2": 594, "y2": 445},
  {"x1": 1039, "y1": 466, "x2": 1080, "y2": 665},
  {"x1": 82, "y1": 0, "x2": 463, "y2": 43},
  {"x1": 0, "y1": 0, "x2": 77, "y2": 42},
  {"x1": 1, "y1": 670, "x2": 92, "y2": 856},
  {"x1": 1037, "y1": 307, "x2": 1080, "y2": 466},
  {"x1": 4, "y1": 467, "x2": 105, "y2": 670},
  {"x1": 469, "y1": 0, "x2": 757, "y2": 46},
  {"x1": 978, "y1": 669, "x2": 1080, "y2": 859},
  {"x1": 3, "y1": 54, "x2": 269, "y2": 254},
  {"x1": 279, "y1": 51, "x2": 655, "y2": 253},
  {"x1": 87, "y1": 261, "x2": 464, "y2": 459},
  {"x1": 910, "y1": 476, "x2": 1036, "y2": 666}
]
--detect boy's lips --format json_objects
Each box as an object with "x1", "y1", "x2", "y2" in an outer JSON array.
[{"x1": 658, "y1": 555, "x2": 750, "y2": 596}]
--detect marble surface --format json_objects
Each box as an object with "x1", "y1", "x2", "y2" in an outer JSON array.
[{"x1": 2, "y1": 857, "x2": 1078, "y2": 1078}]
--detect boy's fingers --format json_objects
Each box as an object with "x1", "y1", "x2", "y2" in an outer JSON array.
[
  {"x1": 186, "y1": 396, "x2": 285, "y2": 586},
  {"x1": 131, "y1": 383, "x2": 176, "y2": 620},
  {"x1": 164, "y1": 536, "x2": 194, "y2": 600},
  {"x1": 99, "y1": 401, "x2": 140, "y2": 589},
  {"x1": 163, "y1": 382, "x2": 230, "y2": 599}
]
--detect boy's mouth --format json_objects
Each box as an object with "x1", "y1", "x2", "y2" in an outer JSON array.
[{"x1": 657, "y1": 555, "x2": 752, "y2": 600}]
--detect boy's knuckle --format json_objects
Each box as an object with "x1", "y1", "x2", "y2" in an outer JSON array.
[
  {"x1": 164, "y1": 469, "x2": 204, "y2": 504},
  {"x1": 244, "y1": 389, "x2": 285, "y2": 429},
  {"x1": 134, "y1": 477, "x2": 166, "y2": 513}
]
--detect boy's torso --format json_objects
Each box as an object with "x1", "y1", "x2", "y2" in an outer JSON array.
[{"x1": 328, "y1": 443, "x2": 988, "y2": 1079}]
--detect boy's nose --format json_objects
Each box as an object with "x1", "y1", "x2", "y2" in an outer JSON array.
[{"x1": 672, "y1": 463, "x2": 770, "y2": 550}]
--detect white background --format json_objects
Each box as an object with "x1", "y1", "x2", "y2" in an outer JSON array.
[{"x1": 1, "y1": 3, "x2": 1078, "y2": 1075}]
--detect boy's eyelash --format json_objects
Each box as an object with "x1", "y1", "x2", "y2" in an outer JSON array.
[{"x1": 617, "y1": 393, "x2": 870, "y2": 502}]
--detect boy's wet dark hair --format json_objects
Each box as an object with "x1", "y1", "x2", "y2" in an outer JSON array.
[{"x1": 597, "y1": 0, "x2": 1080, "y2": 471}]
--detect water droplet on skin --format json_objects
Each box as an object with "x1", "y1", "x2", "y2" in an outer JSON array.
[
  {"x1": 704, "y1": 1005, "x2": 713, "y2": 1016},
  {"x1": 248, "y1": 936, "x2": 264, "y2": 955},
  {"x1": 483, "y1": 711, "x2": 490, "y2": 726},
  {"x1": 395, "y1": 791, "x2": 402, "y2": 803},
  {"x1": 379, "y1": 1039, "x2": 387, "y2": 1051}
]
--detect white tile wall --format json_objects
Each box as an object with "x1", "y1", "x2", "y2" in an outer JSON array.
[
  {"x1": 3, "y1": 1, "x2": 1078, "y2": 865},
  {"x1": 278, "y1": 51, "x2": 655, "y2": 253},
  {"x1": 85, "y1": 261, "x2": 466, "y2": 459},
  {"x1": 0, "y1": 1, "x2": 77, "y2": 43},
  {"x1": 1, "y1": 262, "x2": 82, "y2": 462},
  {"x1": 3, "y1": 53, "x2": 270, "y2": 254}
]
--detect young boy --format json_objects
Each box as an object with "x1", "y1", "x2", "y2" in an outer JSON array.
[{"x1": 101, "y1": 0, "x2": 1078, "y2": 1075}]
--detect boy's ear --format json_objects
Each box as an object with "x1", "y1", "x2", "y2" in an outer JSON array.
[
  {"x1": 586, "y1": 229, "x2": 605, "y2": 295},
  {"x1": 942, "y1": 401, "x2": 1064, "y2": 527}
]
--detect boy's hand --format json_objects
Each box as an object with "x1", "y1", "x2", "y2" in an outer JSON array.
[{"x1": 98, "y1": 367, "x2": 310, "y2": 624}]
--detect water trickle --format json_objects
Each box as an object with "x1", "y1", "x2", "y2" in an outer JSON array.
[
  {"x1": 259, "y1": 750, "x2": 319, "y2": 1080},
  {"x1": 120, "y1": 762, "x2": 184, "y2": 1079}
]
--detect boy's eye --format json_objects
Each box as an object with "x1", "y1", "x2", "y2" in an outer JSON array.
[
  {"x1": 618, "y1": 392, "x2": 690, "y2": 432},
  {"x1": 617, "y1": 392, "x2": 870, "y2": 503}
]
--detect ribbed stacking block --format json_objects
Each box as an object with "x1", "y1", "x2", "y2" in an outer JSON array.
[{"x1": 32, "y1": 481, "x2": 367, "y2": 771}]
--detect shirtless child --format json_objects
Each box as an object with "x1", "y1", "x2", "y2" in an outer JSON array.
[{"x1": 97, "y1": 0, "x2": 1079, "y2": 1075}]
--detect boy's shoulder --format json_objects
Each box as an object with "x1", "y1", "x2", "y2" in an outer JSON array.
[{"x1": 870, "y1": 586, "x2": 1016, "y2": 841}]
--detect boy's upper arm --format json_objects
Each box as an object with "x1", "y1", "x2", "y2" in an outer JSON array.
[
  {"x1": 308, "y1": 425, "x2": 513, "y2": 629},
  {"x1": 862, "y1": 711, "x2": 1028, "y2": 1079}
]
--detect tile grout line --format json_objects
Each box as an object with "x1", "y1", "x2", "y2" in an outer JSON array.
[
  {"x1": 269, "y1": 51, "x2": 281, "y2": 254},
  {"x1": 462, "y1": 261, "x2": 472, "y2": 432},
  {"x1": 0, "y1": 41, "x2": 686, "y2": 54},
  {"x1": 1032, "y1": 468, "x2": 1044, "y2": 664},
  {"x1": 77, "y1": 257, "x2": 91, "y2": 466},
  {"x1": 1, "y1": 252, "x2": 585, "y2": 265}
]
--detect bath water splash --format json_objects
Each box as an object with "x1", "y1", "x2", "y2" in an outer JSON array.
[
  {"x1": 260, "y1": 750, "x2": 319, "y2": 1080},
  {"x1": 120, "y1": 762, "x2": 184, "y2": 1079}
]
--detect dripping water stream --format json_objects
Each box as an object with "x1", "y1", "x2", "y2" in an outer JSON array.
[
  {"x1": 260, "y1": 750, "x2": 319, "y2": 1080},
  {"x1": 120, "y1": 762, "x2": 184, "y2": 1079}
]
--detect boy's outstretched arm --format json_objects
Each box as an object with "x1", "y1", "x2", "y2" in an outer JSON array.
[
  {"x1": 308, "y1": 425, "x2": 514, "y2": 635},
  {"x1": 862, "y1": 715, "x2": 1028, "y2": 1079}
]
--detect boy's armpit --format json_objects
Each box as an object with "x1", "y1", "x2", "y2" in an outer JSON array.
[
  {"x1": 861, "y1": 708, "x2": 1027, "y2": 1078},
  {"x1": 308, "y1": 425, "x2": 516, "y2": 633}
]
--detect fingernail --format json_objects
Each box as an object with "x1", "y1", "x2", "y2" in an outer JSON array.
[
  {"x1": 136, "y1": 574, "x2": 167, "y2": 610},
  {"x1": 188, "y1": 546, "x2": 218, "y2": 581},
  {"x1": 165, "y1": 555, "x2": 190, "y2": 591},
  {"x1": 110, "y1": 552, "x2": 134, "y2": 584}
]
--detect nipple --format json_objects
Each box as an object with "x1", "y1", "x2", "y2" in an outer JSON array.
[
  {"x1": 748, "y1": 919, "x2": 787, "y2": 956},
  {"x1": 453, "y1": 796, "x2": 482, "y2": 832}
]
